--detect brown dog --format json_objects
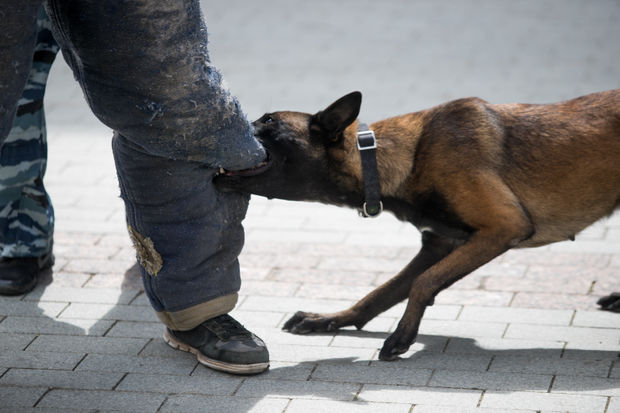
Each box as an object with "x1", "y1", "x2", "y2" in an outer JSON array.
[{"x1": 215, "y1": 90, "x2": 620, "y2": 360}]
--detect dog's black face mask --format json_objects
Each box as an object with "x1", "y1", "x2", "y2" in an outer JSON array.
[{"x1": 214, "y1": 92, "x2": 362, "y2": 204}]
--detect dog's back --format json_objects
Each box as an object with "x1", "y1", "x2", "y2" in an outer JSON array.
[{"x1": 491, "y1": 89, "x2": 620, "y2": 246}]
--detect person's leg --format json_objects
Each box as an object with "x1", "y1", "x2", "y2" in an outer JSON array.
[
  {"x1": 0, "y1": 1, "x2": 42, "y2": 144},
  {"x1": 43, "y1": 0, "x2": 268, "y2": 373},
  {"x1": 113, "y1": 134, "x2": 268, "y2": 374},
  {"x1": 0, "y1": 5, "x2": 57, "y2": 295}
]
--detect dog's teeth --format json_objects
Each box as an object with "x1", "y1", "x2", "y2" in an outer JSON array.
[{"x1": 219, "y1": 167, "x2": 225, "y2": 174}]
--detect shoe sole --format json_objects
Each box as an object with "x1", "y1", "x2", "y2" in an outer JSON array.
[
  {"x1": 0, "y1": 253, "x2": 55, "y2": 296},
  {"x1": 163, "y1": 329, "x2": 269, "y2": 375}
]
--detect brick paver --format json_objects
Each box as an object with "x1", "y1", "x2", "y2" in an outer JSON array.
[{"x1": 1, "y1": 0, "x2": 619, "y2": 412}]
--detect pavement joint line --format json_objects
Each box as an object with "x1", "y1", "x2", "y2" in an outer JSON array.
[
  {"x1": 506, "y1": 291, "x2": 517, "y2": 307},
  {"x1": 588, "y1": 280, "x2": 597, "y2": 294},
  {"x1": 501, "y1": 322, "x2": 510, "y2": 338},
  {"x1": 102, "y1": 320, "x2": 118, "y2": 337},
  {"x1": 569, "y1": 309, "x2": 577, "y2": 326},
  {"x1": 606, "y1": 361, "x2": 616, "y2": 379},
  {"x1": 54, "y1": 302, "x2": 72, "y2": 318},
  {"x1": 486, "y1": 355, "x2": 495, "y2": 372},
  {"x1": 32, "y1": 387, "x2": 53, "y2": 408},
  {"x1": 476, "y1": 389, "x2": 486, "y2": 407},
  {"x1": 81, "y1": 274, "x2": 95, "y2": 288},
  {"x1": 441, "y1": 337, "x2": 451, "y2": 353},
  {"x1": 22, "y1": 335, "x2": 40, "y2": 351},
  {"x1": 137, "y1": 338, "x2": 155, "y2": 356},
  {"x1": 307, "y1": 363, "x2": 319, "y2": 381},
  {"x1": 231, "y1": 378, "x2": 246, "y2": 396},
  {"x1": 424, "y1": 369, "x2": 437, "y2": 386},
  {"x1": 156, "y1": 395, "x2": 169, "y2": 412},
  {"x1": 126, "y1": 291, "x2": 143, "y2": 306},
  {"x1": 112, "y1": 372, "x2": 129, "y2": 391},
  {"x1": 282, "y1": 398, "x2": 293, "y2": 413},
  {"x1": 352, "y1": 383, "x2": 363, "y2": 401},
  {"x1": 547, "y1": 375, "x2": 557, "y2": 393},
  {"x1": 604, "y1": 396, "x2": 612, "y2": 413},
  {"x1": 72, "y1": 353, "x2": 89, "y2": 372}
]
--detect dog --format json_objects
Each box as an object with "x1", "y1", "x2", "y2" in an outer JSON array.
[{"x1": 215, "y1": 90, "x2": 620, "y2": 361}]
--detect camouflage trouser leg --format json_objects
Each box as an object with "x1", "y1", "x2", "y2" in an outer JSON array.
[{"x1": 0, "y1": 7, "x2": 58, "y2": 258}]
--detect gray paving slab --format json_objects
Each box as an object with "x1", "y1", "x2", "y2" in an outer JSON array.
[
  {"x1": 103, "y1": 321, "x2": 162, "y2": 338},
  {"x1": 115, "y1": 372, "x2": 242, "y2": 395},
  {"x1": 75, "y1": 353, "x2": 197, "y2": 375},
  {"x1": 358, "y1": 384, "x2": 481, "y2": 407},
  {"x1": 0, "y1": 350, "x2": 84, "y2": 370},
  {"x1": 58, "y1": 302, "x2": 157, "y2": 322},
  {"x1": 489, "y1": 354, "x2": 614, "y2": 377},
  {"x1": 0, "y1": 386, "x2": 47, "y2": 408},
  {"x1": 235, "y1": 378, "x2": 361, "y2": 401},
  {"x1": 458, "y1": 306, "x2": 574, "y2": 325},
  {"x1": 286, "y1": 399, "x2": 411, "y2": 413},
  {"x1": 0, "y1": 368, "x2": 123, "y2": 390},
  {"x1": 372, "y1": 352, "x2": 492, "y2": 372},
  {"x1": 160, "y1": 395, "x2": 289, "y2": 413},
  {"x1": 412, "y1": 408, "x2": 536, "y2": 413},
  {"x1": 26, "y1": 335, "x2": 149, "y2": 355},
  {"x1": 37, "y1": 389, "x2": 166, "y2": 412},
  {"x1": 444, "y1": 337, "x2": 565, "y2": 356},
  {"x1": 310, "y1": 363, "x2": 433, "y2": 386},
  {"x1": 429, "y1": 370, "x2": 552, "y2": 392},
  {"x1": 0, "y1": 333, "x2": 35, "y2": 351},
  {"x1": 551, "y1": 375, "x2": 620, "y2": 397},
  {"x1": 480, "y1": 390, "x2": 609, "y2": 413},
  {"x1": 0, "y1": 316, "x2": 113, "y2": 336}
]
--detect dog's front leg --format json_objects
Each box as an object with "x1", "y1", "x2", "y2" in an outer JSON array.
[
  {"x1": 283, "y1": 232, "x2": 460, "y2": 334},
  {"x1": 379, "y1": 174, "x2": 535, "y2": 360},
  {"x1": 379, "y1": 225, "x2": 533, "y2": 360}
]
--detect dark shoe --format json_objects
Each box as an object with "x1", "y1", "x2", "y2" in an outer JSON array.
[
  {"x1": 164, "y1": 314, "x2": 269, "y2": 375},
  {"x1": 598, "y1": 293, "x2": 620, "y2": 313},
  {"x1": 0, "y1": 252, "x2": 54, "y2": 296}
]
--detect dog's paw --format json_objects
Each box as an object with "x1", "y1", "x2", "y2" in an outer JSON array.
[
  {"x1": 597, "y1": 293, "x2": 620, "y2": 313},
  {"x1": 378, "y1": 329, "x2": 417, "y2": 361},
  {"x1": 282, "y1": 311, "x2": 339, "y2": 335}
]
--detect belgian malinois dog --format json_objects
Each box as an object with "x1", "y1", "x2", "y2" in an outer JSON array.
[{"x1": 215, "y1": 90, "x2": 620, "y2": 361}]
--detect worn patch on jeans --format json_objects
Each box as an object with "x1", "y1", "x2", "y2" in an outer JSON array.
[{"x1": 127, "y1": 225, "x2": 163, "y2": 276}]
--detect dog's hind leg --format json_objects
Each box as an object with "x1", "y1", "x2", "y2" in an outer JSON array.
[{"x1": 282, "y1": 232, "x2": 460, "y2": 335}]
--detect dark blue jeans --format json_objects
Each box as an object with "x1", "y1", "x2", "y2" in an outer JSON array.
[{"x1": 0, "y1": 0, "x2": 265, "y2": 329}]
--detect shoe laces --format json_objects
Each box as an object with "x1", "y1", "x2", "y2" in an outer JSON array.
[{"x1": 204, "y1": 314, "x2": 252, "y2": 340}]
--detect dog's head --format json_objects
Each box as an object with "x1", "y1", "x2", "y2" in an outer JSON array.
[{"x1": 215, "y1": 91, "x2": 362, "y2": 204}]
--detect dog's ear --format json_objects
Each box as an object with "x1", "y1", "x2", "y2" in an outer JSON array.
[{"x1": 310, "y1": 91, "x2": 362, "y2": 144}]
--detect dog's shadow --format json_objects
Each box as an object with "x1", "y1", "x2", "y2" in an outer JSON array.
[{"x1": 178, "y1": 327, "x2": 619, "y2": 412}]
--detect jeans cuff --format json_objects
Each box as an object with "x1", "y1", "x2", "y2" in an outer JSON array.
[{"x1": 155, "y1": 292, "x2": 238, "y2": 331}]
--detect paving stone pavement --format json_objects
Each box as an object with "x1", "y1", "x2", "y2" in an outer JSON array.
[{"x1": 1, "y1": 0, "x2": 619, "y2": 412}]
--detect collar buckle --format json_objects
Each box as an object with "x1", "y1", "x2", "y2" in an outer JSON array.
[{"x1": 357, "y1": 130, "x2": 377, "y2": 150}]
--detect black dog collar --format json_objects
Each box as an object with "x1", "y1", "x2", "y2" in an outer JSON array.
[{"x1": 357, "y1": 122, "x2": 383, "y2": 217}]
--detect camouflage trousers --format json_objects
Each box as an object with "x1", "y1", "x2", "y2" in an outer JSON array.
[{"x1": 0, "y1": 7, "x2": 57, "y2": 258}]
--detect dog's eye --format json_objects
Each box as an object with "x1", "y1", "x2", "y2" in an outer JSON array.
[{"x1": 263, "y1": 115, "x2": 274, "y2": 124}]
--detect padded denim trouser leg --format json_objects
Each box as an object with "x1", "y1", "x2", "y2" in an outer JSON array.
[
  {"x1": 39, "y1": 0, "x2": 265, "y2": 329},
  {"x1": 113, "y1": 134, "x2": 250, "y2": 330}
]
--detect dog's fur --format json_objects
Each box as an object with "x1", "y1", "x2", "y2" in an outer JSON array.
[{"x1": 216, "y1": 90, "x2": 620, "y2": 360}]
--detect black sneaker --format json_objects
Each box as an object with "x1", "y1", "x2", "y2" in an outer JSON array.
[
  {"x1": 0, "y1": 252, "x2": 54, "y2": 296},
  {"x1": 164, "y1": 314, "x2": 269, "y2": 375}
]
